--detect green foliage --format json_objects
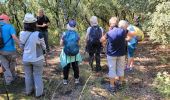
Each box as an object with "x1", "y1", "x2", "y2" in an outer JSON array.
[
  {"x1": 148, "y1": 1, "x2": 170, "y2": 44},
  {"x1": 153, "y1": 71, "x2": 170, "y2": 97},
  {"x1": 0, "y1": 0, "x2": 170, "y2": 44}
]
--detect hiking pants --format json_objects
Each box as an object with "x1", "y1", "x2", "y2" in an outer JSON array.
[
  {"x1": 41, "y1": 31, "x2": 49, "y2": 51},
  {"x1": 0, "y1": 52, "x2": 16, "y2": 84},
  {"x1": 89, "y1": 47, "x2": 101, "y2": 72},
  {"x1": 23, "y1": 59, "x2": 44, "y2": 97},
  {"x1": 63, "y1": 61, "x2": 79, "y2": 80},
  {"x1": 107, "y1": 55, "x2": 125, "y2": 78}
]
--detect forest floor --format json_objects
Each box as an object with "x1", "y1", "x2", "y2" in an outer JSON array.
[{"x1": 0, "y1": 37, "x2": 170, "y2": 100}]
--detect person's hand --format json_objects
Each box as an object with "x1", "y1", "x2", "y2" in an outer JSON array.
[{"x1": 42, "y1": 23, "x2": 47, "y2": 27}]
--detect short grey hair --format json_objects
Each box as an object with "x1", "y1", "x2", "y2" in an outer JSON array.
[
  {"x1": 109, "y1": 17, "x2": 119, "y2": 26},
  {"x1": 90, "y1": 16, "x2": 98, "y2": 26},
  {"x1": 118, "y1": 20, "x2": 129, "y2": 29},
  {"x1": 38, "y1": 8, "x2": 44, "y2": 13}
]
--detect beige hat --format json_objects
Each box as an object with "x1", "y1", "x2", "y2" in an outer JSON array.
[{"x1": 23, "y1": 13, "x2": 37, "y2": 23}]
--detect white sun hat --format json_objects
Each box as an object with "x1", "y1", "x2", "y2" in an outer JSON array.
[{"x1": 23, "y1": 13, "x2": 37, "y2": 23}]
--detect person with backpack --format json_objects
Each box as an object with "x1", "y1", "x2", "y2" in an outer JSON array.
[
  {"x1": 85, "y1": 16, "x2": 104, "y2": 73},
  {"x1": 0, "y1": 14, "x2": 20, "y2": 85},
  {"x1": 125, "y1": 24, "x2": 144, "y2": 72},
  {"x1": 36, "y1": 8, "x2": 50, "y2": 52},
  {"x1": 19, "y1": 13, "x2": 46, "y2": 97},
  {"x1": 60, "y1": 19, "x2": 82, "y2": 85}
]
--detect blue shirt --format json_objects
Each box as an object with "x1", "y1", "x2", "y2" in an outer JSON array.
[
  {"x1": 128, "y1": 36, "x2": 138, "y2": 49},
  {"x1": 106, "y1": 27, "x2": 126, "y2": 56},
  {"x1": 0, "y1": 22, "x2": 16, "y2": 52}
]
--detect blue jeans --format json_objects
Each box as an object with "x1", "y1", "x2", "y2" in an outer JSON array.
[{"x1": 23, "y1": 59, "x2": 44, "y2": 96}]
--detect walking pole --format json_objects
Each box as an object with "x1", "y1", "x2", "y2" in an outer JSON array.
[
  {"x1": 44, "y1": 54, "x2": 48, "y2": 67},
  {"x1": 3, "y1": 75, "x2": 9, "y2": 100},
  {"x1": 0, "y1": 65, "x2": 9, "y2": 100}
]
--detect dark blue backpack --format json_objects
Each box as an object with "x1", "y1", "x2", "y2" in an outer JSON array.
[
  {"x1": 63, "y1": 30, "x2": 79, "y2": 56},
  {"x1": 88, "y1": 26, "x2": 102, "y2": 45}
]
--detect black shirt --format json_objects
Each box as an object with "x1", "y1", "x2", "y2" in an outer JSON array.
[{"x1": 36, "y1": 15, "x2": 50, "y2": 31}]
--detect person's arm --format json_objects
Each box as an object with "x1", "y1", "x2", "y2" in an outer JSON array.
[
  {"x1": 42, "y1": 16, "x2": 50, "y2": 27},
  {"x1": 60, "y1": 32, "x2": 65, "y2": 46},
  {"x1": 12, "y1": 34, "x2": 20, "y2": 45},
  {"x1": 100, "y1": 34, "x2": 107, "y2": 43},
  {"x1": 36, "y1": 24, "x2": 43, "y2": 28},
  {"x1": 38, "y1": 33, "x2": 46, "y2": 50},
  {"x1": 60, "y1": 39, "x2": 64, "y2": 46},
  {"x1": 100, "y1": 27, "x2": 104, "y2": 36},
  {"x1": 10, "y1": 25, "x2": 20, "y2": 45},
  {"x1": 85, "y1": 27, "x2": 90, "y2": 43}
]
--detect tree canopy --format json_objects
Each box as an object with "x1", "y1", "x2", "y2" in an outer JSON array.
[{"x1": 0, "y1": 0, "x2": 170, "y2": 44}]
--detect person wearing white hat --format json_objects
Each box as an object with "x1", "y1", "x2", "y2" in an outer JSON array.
[{"x1": 19, "y1": 13, "x2": 46, "y2": 97}]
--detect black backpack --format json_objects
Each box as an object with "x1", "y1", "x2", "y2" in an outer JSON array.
[
  {"x1": 88, "y1": 26, "x2": 102, "y2": 46},
  {"x1": 0, "y1": 25, "x2": 12, "y2": 49}
]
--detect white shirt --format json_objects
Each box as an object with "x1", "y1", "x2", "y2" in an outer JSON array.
[{"x1": 20, "y1": 31, "x2": 46, "y2": 62}]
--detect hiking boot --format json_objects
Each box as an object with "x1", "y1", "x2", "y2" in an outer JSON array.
[
  {"x1": 75, "y1": 78, "x2": 80, "y2": 84},
  {"x1": 125, "y1": 67, "x2": 133, "y2": 73},
  {"x1": 115, "y1": 80, "x2": 126, "y2": 90},
  {"x1": 115, "y1": 81, "x2": 122, "y2": 90},
  {"x1": 63, "y1": 79, "x2": 68, "y2": 85},
  {"x1": 107, "y1": 85, "x2": 117, "y2": 94}
]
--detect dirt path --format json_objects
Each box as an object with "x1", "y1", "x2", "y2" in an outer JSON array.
[{"x1": 0, "y1": 38, "x2": 170, "y2": 100}]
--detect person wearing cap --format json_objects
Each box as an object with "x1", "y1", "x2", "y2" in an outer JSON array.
[
  {"x1": 85, "y1": 16, "x2": 104, "y2": 73},
  {"x1": 19, "y1": 13, "x2": 46, "y2": 97},
  {"x1": 36, "y1": 8, "x2": 50, "y2": 52},
  {"x1": 0, "y1": 14, "x2": 20, "y2": 85},
  {"x1": 60, "y1": 19, "x2": 82, "y2": 85}
]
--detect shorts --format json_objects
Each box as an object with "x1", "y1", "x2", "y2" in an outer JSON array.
[
  {"x1": 107, "y1": 55, "x2": 125, "y2": 78},
  {"x1": 128, "y1": 47, "x2": 135, "y2": 58}
]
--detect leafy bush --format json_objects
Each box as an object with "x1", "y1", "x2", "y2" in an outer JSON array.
[
  {"x1": 148, "y1": 1, "x2": 170, "y2": 44},
  {"x1": 153, "y1": 71, "x2": 170, "y2": 97}
]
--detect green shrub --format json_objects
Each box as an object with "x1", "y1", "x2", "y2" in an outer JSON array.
[
  {"x1": 148, "y1": 1, "x2": 170, "y2": 44},
  {"x1": 153, "y1": 71, "x2": 170, "y2": 97}
]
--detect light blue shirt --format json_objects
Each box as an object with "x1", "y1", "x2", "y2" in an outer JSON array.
[
  {"x1": 60, "y1": 49, "x2": 82, "y2": 68},
  {"x1": 0, "y1": 22, "x2": 16, "y2": 52}
]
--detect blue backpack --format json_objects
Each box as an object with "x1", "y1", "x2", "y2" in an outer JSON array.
[{"x1": 63, "y1": 30, "x2": 79, "y2": 56}]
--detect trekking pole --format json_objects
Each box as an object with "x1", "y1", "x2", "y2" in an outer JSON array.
[
  {"x1": 0, "y1": 65, "x2": 9, "y2": 100},
  {"x1": 44, "y1": 54, "x2": 48, "y2": 67},
  {"x1": 79, "y1": 73, "x2": 92, "y2": 100},
  {"x1": 3, "y1": 75, "x2": 9, "y2": 100}
]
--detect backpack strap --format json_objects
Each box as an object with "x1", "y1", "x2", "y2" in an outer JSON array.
[
  {"x1": 4, "y1": 36, "x2": 12, "y2": 46},
  {"x1": 24, "y1": 32, "x2": 33, "y2": 47},
  {"x1": 0, "y1": 24, "x2": 12, "y2": 46}
]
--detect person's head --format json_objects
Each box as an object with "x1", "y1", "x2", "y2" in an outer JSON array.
[
  {"x1": 38, "y1": 8, "x2": 44, "y2": 17},
  {"x1": 109, "y1": 17, "x2": 119, "y2": 28},
  {"x1": 118, "y1": 20, "x2": 129, "y2": 30},
  {"x1": 23, "y1": 13, "x2": 37, "y2": 32},
  {"x1": 0, "y1": 14, "x2": 10, "y2": 23},
  {"x1": 90, "y1": 16, "x2": 98, "y2": 26},
  {"x1": 67, "y1": 19, "x2": 76, "y2": 30}
]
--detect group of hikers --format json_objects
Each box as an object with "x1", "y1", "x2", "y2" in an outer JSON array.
[{"x1": 0, "y1": 8, "x2": 144, "y2": 97}]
